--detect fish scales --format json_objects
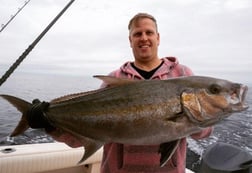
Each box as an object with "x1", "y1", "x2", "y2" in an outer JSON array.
[
  {"x1": 0, "y1": 75, "x2": 248, "y2": 166},
  {"x1": 47, "y1": 80, "x2": 183, "y2": 143}
]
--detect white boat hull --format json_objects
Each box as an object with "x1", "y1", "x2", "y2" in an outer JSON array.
[{"x1": 0, "y1": 142, "x2": 194, "y2": 173}]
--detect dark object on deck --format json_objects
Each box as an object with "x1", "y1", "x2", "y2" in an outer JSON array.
[{"x1": 199, "y1": 142, "x2": 252, "y2": 173}]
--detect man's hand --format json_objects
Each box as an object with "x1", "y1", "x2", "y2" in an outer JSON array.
[
  {"x1": 28, "y1": 99, "x2": 82, "y2": 148},
  {"x1": 27, "y1": 99, "x2": 52, "y2": 129}
]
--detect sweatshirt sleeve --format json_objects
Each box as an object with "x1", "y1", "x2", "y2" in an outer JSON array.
[{"x1": 182, "y1": 64, "x2": 194, "y2": 76}]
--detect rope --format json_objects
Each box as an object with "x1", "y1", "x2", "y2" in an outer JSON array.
[{"x1": 0, "y1": 0, "x2": 75, "y2": 87}]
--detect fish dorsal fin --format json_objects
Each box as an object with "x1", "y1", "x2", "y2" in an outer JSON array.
[
  {"x1": 51, "y1": 90, "x2": 102, "y2": 104},
  {"x1": 93, "y1": 75, "x2": 137, "y2": 87},
  {"x1": 52, "y1": 75, "x2": 137, "y2": 103}
]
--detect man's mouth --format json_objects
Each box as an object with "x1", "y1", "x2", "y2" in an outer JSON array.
[{"x1": 139, "y1": 45, "x2": 150, "y2": 48}]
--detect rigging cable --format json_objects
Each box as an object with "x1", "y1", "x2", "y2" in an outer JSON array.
[
  {"x1": 0, "y1": 0, "x2": 32, "y2": 33},
  {"x1": 0, "y1": 0, "x2": 75, "y2": 87}
]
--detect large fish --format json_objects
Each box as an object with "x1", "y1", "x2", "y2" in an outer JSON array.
[{"x1": 0, "y1": 75, "x2": 249, "y2": 166}]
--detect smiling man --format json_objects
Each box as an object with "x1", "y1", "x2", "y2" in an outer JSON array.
[
  {"x1": 128, "y1": 14, "x2": 161, "y2": 72},
  {"x1": 49, "y1": 13, "x2": 213, "y2": 173},
  {"x1": 99, "y1": 13, "x2": 213, "y2": 173}
]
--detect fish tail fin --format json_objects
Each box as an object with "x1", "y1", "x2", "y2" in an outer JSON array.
[{"x1": 0, "y1": 94, "x2": 31, "y2": 137}]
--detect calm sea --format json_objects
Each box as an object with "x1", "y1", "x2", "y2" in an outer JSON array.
[
  {"x1": 0, "y1": 73, "x2": 101, "y2": 142},
  {"x1": 0, "y1": 72, "x2": 251, "y2": 157}
]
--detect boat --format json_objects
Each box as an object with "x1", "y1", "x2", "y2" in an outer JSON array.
[
  {"x1": 0, "y1": 142, "x2": 195, "y2": 173},
  {"x1": 1, "y1": 1, "x2": 250, "y2": 173}
]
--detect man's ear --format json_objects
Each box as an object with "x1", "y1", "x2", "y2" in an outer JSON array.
[{"x1": 129, "y1": 36, "x2": 133, "y2": 48}]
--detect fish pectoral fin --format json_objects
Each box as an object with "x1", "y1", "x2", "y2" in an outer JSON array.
[
  {"x1": 93, "y1": 75, "x2": 137, "y2": 87},
  {"x1": 78, "y1": 137, "x2": 104, "y2": 164},
  {"x1": 158, "y1": 140, "x2": 180, "y2": 167}
]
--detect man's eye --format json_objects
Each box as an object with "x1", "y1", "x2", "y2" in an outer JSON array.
[
  {"x1": 134, "y1": 33, "x2": 142, "y2": 37},
  {"x1": 146, "y1": 31, "x2": 153, "y2": 35}
]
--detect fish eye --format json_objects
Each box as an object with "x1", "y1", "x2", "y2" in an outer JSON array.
[{"x1": 209, "y1": 84, "x2": 222, "y2": 94}]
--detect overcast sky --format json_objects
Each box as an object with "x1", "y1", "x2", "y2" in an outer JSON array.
[{"x1": 0, "y1": 0, "x2": 252, "y2": 84}]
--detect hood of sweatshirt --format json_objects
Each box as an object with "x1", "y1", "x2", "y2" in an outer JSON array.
[{"x1": 118, "y1": 57, "x2": 179, "y2": 80}]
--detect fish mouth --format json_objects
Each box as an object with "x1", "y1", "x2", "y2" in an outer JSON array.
[{"x1": 231, "y1": 84, "x2": 249, "y2": 111}]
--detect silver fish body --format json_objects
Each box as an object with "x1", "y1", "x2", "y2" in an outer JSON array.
[{"x1": 0, "y1": 75, "x2": 248, "y2": 165}]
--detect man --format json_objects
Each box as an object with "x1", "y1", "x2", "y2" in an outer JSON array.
[{"x1": 51, "y1": 13, "x2": 212, "y2": 173}]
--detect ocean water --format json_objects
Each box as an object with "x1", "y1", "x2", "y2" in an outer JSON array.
[
  {"x1": 0, "y1": 73, "x2": 101, "y2": 143},
  {"x1": 0, "y1": 72, "x2": 251, "y2": 158}
]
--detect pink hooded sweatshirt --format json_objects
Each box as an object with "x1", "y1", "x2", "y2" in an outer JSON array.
[{"x1": 100, "y1": 57, "x2": 212, "y2": 173}]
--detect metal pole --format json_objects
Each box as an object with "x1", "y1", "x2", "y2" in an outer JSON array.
[
  {"x1": 0, "y1": 0, "x2": 31, "y2": 33},
  {"x1": 0, "y1": 0, "x2": 75, "y2": 86}
]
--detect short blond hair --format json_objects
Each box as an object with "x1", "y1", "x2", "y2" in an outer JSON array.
[{"x1": 128, "y1": 13, "x2": 158, "y2": 31}]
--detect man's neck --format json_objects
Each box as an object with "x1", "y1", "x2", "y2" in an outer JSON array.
[
  {"x1": 131, "y1": 61, "x2": 164, "y2": 79},
  {"x1": 133, "y1": 58, "x2": 162, "y2": 72}
]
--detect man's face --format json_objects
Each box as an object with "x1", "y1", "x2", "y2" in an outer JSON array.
[{"x1": 129, "y1": 18, "x2": 160, "y2": 63}]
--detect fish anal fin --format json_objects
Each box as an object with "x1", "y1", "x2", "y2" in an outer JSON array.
[
  {"x1": 158, "y1": 140, "x2": 180, "y2": 167},
  {"x1": 78, "y1": 136, "x2": 104, "y2": 164},
  {"x1": 93, "y1": 75, "x2": 137, "y2": 87},
  {"x1": 51, "y1": 92, "x2": 92, "y2": 103}
]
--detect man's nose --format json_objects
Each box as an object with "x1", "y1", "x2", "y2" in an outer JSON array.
[{"x1": 140, "y1": 33, "x2": 148, "y2": 41}]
